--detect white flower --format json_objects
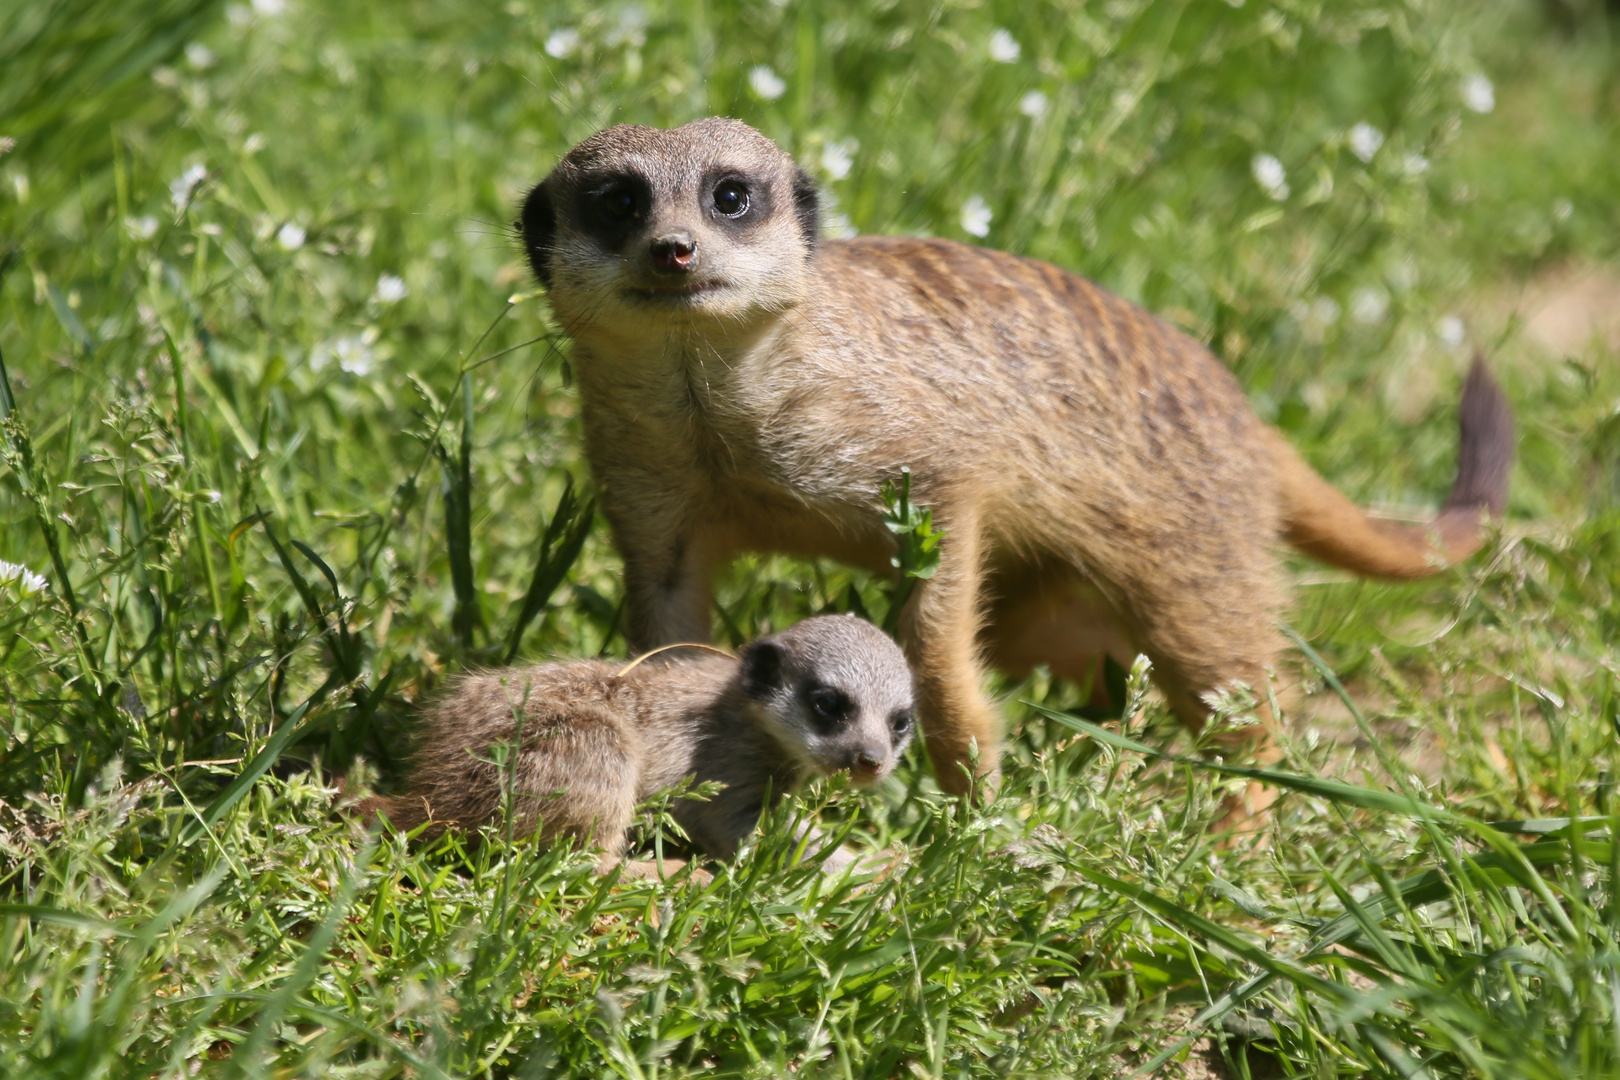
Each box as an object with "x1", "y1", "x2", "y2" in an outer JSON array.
[
  {"x1": 960, "y1": 195, "x2": 992, "y2": 238},
  {"x1": 0, "y1": 561, "x2": 49, "y2": 596},
  {"x1": 124, "y1": 215, "x2": 159, "y2": 241},
  {"x1": 1019, "y1": 90, "x2": 1049, "y2": 118},
  {"x1": 820, "y1": 139, "x2": 856, "y2": 180},
  {"x1": 1402, "y1": 153, "x2": 1430, "y2": 177},
  {"x1": 1348, "y1": 122, "x2": 1383, "y2": 163},
  {"x1": 1251, "y1": 153, "x2": 1289, "y2": 200},
  {"x1": 374, "y1": 274, "x2": 408, "y2": 304},
  {"x1": 169, "y1": 163, "x2": 208, "y2": 210},
  {"x1": 0, "y1": 137, "x2": 14, "y2": 157},
  {"x1": 243, "y1": 132, "x2": 266, "y2": 154},
  {"x1": 748, "y1": 65, "x2": 786, "y2": 101},
  {"x1": 251, "y1": 0, "x2": 286, "y2": 14},
  {"x1": 184, "y1": 42, "x2": 216, "y2": 70},
  {"x1": 337, "y1": 337, "x2": 373, "y2": 375},
  {"x1": 311, "y1": 334, "x2": 374, "y2": 376},
  {"x1": 276, "y1": 222, "x2": 306, "y2": 251},
  {"x1": 1350, "y1": 286, "x2": 1388, "y2": 325},
  {"x1": 1462, "y1": 73, "x2": 1495, "y2": 114},
  {"x1": 544, "y1": 27, "x2": 580, "y2": 59},
  {"x1": 1553, "y1": 197, "x2": 1573, "y2": 222},
  {"x1": 988, "y1": 28, "x2": 1021, "y2": 64},
  {"x1": 1436, "y1": 315, "x2": 1466, "y2": 347}
]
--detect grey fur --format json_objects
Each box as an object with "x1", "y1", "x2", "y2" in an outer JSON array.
[{"x1": 356, "y1": 615, "x2": 914, "y2": 876}]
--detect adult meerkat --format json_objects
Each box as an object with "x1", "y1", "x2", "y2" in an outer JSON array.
[
  {"x1": 358, "y1": 615, "x2": 915, "y2": 877},
  {"x1": 516, "y1": 117, "x2": 1513, "y2": 813}
]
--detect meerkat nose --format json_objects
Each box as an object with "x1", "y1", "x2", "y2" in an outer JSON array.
[
  {"x1": 851, "y1": 750, "x2": 885, "y2": 778},
  {"x1": 650, "y1": 232, "x2": 697, "y2": 274}
]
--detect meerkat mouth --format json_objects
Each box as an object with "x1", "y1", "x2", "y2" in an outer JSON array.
[{"x1": 628, "y1": 280, "x2": 729, "y2": 302}]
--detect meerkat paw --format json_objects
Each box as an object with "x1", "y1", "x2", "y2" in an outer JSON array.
[{"x1": 606, "y1": 857, "x2": 713, "y2": 887}]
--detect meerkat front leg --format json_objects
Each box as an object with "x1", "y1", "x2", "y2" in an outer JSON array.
[
  {"x1": 896, "y1": 505, "x2": 999, "y2": 797},
  {"x1": 602, "y1": 490, "x2": 720, "y2": 652}
]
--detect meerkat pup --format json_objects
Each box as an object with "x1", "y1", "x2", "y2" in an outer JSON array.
[
  {"x1": 516, "y1": 118, "x2": 1513, "y2": 818},
  {"x1": 358, "y1": 615, "x2": 915, "y2": 878}
]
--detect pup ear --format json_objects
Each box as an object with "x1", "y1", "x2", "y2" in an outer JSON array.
[
  {"x1": 791, "y1": 167, "x2": 820, "y2": 253},
  {"x1": 740, "y1": 640, "x2": 784, "y2": 698},
  {"x1": 519, "y1": 181, "x2": 556, "y2": 288}
]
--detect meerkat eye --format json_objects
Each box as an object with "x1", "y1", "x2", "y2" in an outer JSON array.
[
  {"x1": 890, "y1": 709, "x2": 913, "y2": 737},
  {"x1": 596, "y1": 184, "x2": 640, "y2": 222},
  {"x1": 712, "y1": 180, "x2": 750, "y2": 218},
  {"x1": 808, "y1": 686, "x2": 850, "y2": 721}
]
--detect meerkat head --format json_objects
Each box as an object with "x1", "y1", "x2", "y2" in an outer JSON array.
[
  {"x1": 736, "y1": 615, "x2": 915, "y2": 788},
  {"x1": 519, "y1": 117, "x2": 819, "y2": 339}
]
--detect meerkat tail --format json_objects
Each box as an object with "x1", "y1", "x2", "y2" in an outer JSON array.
[{"x1": 1276, "y1": 356, "x2": 1513, "y2": 580}]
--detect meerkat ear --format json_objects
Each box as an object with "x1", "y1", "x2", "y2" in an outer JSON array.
[
  {"x1": 740, "y1": 640, "x2": 784, "y2": 698},
  {"x1": 791, "y1": 167, "x2": 820, "y2": 252},
  {"x1": 519, "y1": 181, "x2": 556, "y2": 288}
]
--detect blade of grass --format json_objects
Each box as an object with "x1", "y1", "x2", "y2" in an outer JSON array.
[
  {"x1": 1027, "y1": 705, "x2": 1455, "y2": 820},
  {"x1": 504, "y1": 475, "x2": 595, "y2": 664},
  {"x1": 0, "y1": 904, "x2": 135, "y2": 938},
  {"x1": 235, "y1": 838, "x2": 376, "y2": 1075},
  {"x1": 181, "y1": 695, "x2": 319, "y2": 842}
]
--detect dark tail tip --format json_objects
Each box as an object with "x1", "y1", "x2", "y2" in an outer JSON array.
[{"x1": 1445, "y1": 354, "x2": 1514, "y2": 516}]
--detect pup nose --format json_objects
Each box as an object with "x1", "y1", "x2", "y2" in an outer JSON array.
[
  {"x1": 650, "y1": 232, "x2": 697, "y2": 274},
  {"x1": 851, "y1": 750, "x2": 885, "y2": 779}
]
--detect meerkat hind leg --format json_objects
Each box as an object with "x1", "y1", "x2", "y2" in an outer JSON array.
[
  {"x1": 503, "y1": 717, "x2": 645, "y2": 858},
  {"x1": 1112, "y1": 565, "x2": 1287, "y2": 834}
]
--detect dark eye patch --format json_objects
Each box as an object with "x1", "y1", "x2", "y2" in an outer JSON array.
[
  {"x1": 574, "y1": 172, "x2": 652, "y2": 250},
  {"x1": 703, "y1": 168, "x2": 773, "y2": 235},
  {"x1": 802, "y1": 683, "x2": 853, "y2": 731}
]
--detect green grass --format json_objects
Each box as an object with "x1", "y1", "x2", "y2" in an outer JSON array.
[{"x1": 3, "y1": 0, "x2": 1620, "y2": 1075}]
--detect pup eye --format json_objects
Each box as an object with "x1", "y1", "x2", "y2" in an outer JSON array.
[
  {"x1": 809, "y1": 687, "x2": 849, "y2": 719},
  {"x1": 890, "y1": 709, "x2": 913, "y2": 736},
  {"x1": 713, "y1": 180, "x2": 749, "y2": 218},
  {"x1": 597, "y1": 185, "x2": 639, "y2": 221}
]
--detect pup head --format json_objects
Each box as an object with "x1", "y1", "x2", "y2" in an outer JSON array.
[{"x1": 737, "y1": 614, "x2": 915, "y2": 787}]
